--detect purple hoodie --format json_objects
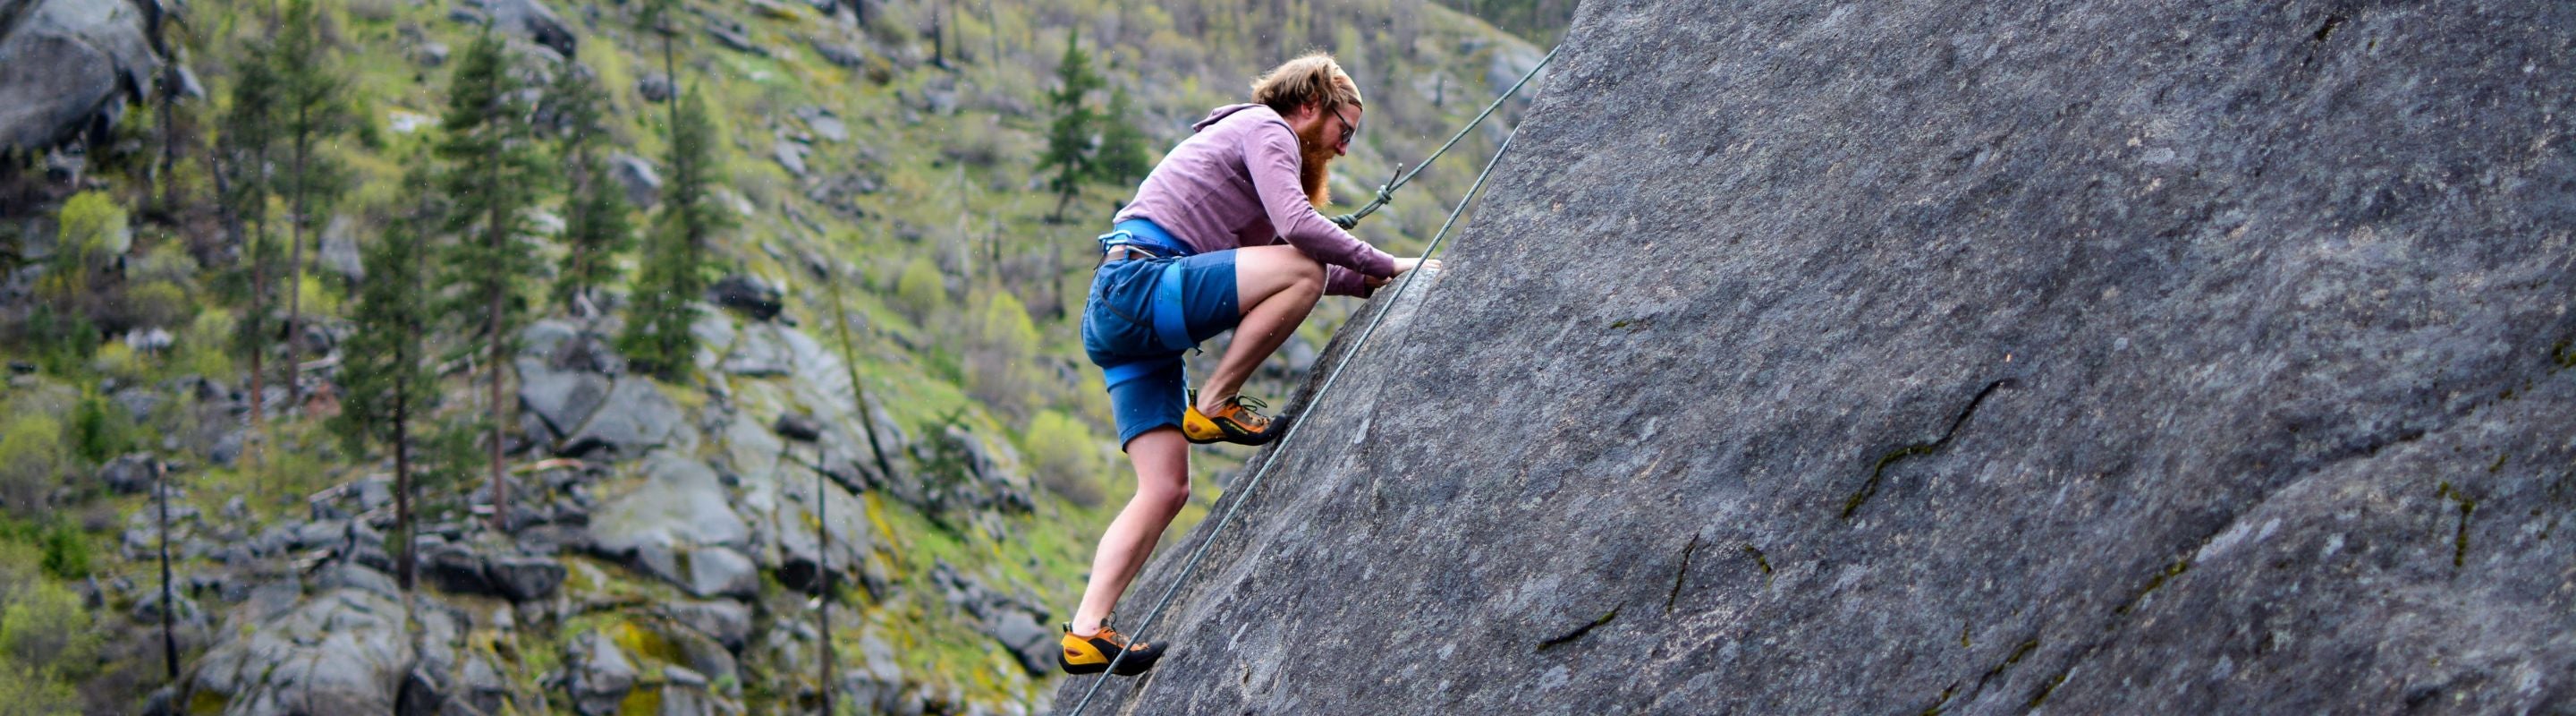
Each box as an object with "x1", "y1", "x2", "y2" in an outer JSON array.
[{"x1": 1111, "y1": 104, "x2": 1398, "y2": 297}]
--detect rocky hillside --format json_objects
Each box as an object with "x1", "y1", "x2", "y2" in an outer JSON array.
[
  {"x1": 1062, "y1": 0, "x2": 2576, "y2": 713},
  {"x1": 0, "y1": 0, "x2": 1546, "y2": 712}
]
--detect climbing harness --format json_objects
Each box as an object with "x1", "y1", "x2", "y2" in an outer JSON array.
[
  {"x1": 1064, "y1": 55, "x2": 1546, "y2": 712},
  {"x1": 1328, "y1": 43, "x2": 1561, "y2": 231},
  {"x1": 1093, "y1": 217, "x2": 1202, "y2": 389}
]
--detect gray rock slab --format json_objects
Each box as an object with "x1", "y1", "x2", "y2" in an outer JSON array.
[
  {"x1": 519, "y1": 357, "x2": 613, "y2": 440},
  {"x1": 1061, "y1": 2, "x2": 2576, "y2": 713},
  {"x1": 188, "y1": 586, "x2": 441, "y2": 714},
  {"x1": 481, "y1": 0, "x2": 576, "y2": 57},
  {"x1": 562, "y1": 378, "x2": 682, "y2": 458},
  {"x1": 0, "y1": 0, "x2": 159, "y2": 152}
]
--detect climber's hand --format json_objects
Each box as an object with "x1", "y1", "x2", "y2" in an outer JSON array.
[{"x1": 1368, "y1": 258, "x2": 1441, "y2": 289}]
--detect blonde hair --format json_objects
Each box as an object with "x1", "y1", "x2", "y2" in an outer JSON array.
[{"x1": 1250, "y1": 52, "x2": 1364, "y2": 116}]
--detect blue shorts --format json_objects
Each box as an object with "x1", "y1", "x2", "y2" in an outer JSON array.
[{"x1": 1082, "y1": 251, "x2": 1241, "y2": 449}]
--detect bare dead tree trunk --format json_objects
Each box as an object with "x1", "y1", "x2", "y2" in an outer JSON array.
[{"x1": 155, "y1": 459, "x2": 178, "y2": 680}]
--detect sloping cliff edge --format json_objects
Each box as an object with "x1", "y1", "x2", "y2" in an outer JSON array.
[{"x1": 1061, "y1": 0, "x2": 2576, "y2": 713}]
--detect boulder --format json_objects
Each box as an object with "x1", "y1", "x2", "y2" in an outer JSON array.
[
  {"x1": 484, "y1": 555, "x2": 565, "y2": 602},
  {"x1": 664, "y1": 599, "x2": 752, "y2": 652},
  {"x1": 987, "y1": 609, "x2": 1054, "y2": 677},
  {"x1": 609, "y1": 153, "x2": 662, "y2": 206},
  {"x1": 518, "y1": 357, "x2": 613, "y2": 441},
  {"x1": 1059, "y1": 2, "x2": 2576, "y2": 713},
  {"x1": 559, "y1": 378, "x2": 682, "y2": 458},
  {"x1": 770, "y1": 141, "x2": 808, "y2": 177},
  {"x1": 97, "y1": 452, "x2": 156, "y2": 494},
  {"x1": 564, "y1": 630, "x2": 635, "y2": 716},
  {"x1": 187, "y1": 587, "x2": 444, "y2": 714},
  {"x1": 480, "y1": 0, "x2": 576, "y2": 58},
  {"x1": 0, "y1": 0, "x2": 160, "y2": 153},
  {"x1": 318, "y1": 214, "x2": 364, "y2": 283},
  {"x1": 707, "y1": 274, "x2": 784, "y2": 321},
  {"x1": 635, "y1": 73, "x2": 672, "y2": 104},
  {"x1": 807, "y1": 38, "x2": 864, "y2": 68},
  {"x1": 419, "y1": 541, "x2": 494, "y2": 595},
  {"x1": 589, "y1": 453, "x2": 753, "y2": 597}
]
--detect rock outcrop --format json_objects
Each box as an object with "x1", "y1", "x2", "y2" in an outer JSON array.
[
  {"x1": 1063, "y1": 1, "x2": 2576, "y2": 713},
  {"x1": 0, "y1": 0, "x2": 162, "y2": 153}
]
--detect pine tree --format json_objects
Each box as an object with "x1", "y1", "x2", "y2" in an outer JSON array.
[
  {"x1": 619, "y1": 88, "x2": 728, "y2": 379},
  {"x1": 546, "y1": 67, "x2": 632, "y2": 316},
  {"x1": 1038, "y1": 30, "x2": 1103, "y2": 222},
  {"x1": 216, "y1": 43, "x2": 283, "y2": 459},
  {"x1": 1093, "y1": 84, "x2": 1152, "y2": 191},
  {"x1": 435, "y1": 31, "x2": 550, "y2": 530},
  {"x1": 330, "y1": 214, "x2": 434, "y2": 591},
  {"x1": 273, "y1": 0, "x2": 353, "y2": 415}
]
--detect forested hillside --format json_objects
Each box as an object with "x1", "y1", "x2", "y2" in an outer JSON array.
[{"x1": 0, "y1": 0, "x2": 1546, "y2": 711}]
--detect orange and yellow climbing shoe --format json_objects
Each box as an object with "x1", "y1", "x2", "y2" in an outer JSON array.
[
  {"x1": 1061, "y1": 619, "x2": 1164, "y2": 676},
  {"x1": 1182, "y1": 390, "x2": 1280, "y2": 446}
]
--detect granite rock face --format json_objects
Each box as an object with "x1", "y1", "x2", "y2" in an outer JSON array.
[
  {"x1": 1063, "y1": 1, "x2": 2576, "y2": 713},
  {"x1": 0, "y1": 0, "x2": 160, "y2": 152}
]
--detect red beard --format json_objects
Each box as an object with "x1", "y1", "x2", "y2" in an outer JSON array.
[{"x1": 1295, "y1": 117, "x2": 1336, "y2": 209}]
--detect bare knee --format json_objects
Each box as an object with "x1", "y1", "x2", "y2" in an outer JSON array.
[
  {"x1": 1288, "y1": 253, "x2": 1326, "y2": 289},
  {"x1": 1137, "y1": 480, "x2": 1191, "y2": 516}
]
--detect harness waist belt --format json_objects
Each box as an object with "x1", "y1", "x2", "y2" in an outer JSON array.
[{"x1": 1097, "y1": 217, "x2": 1196, "y2": 258}]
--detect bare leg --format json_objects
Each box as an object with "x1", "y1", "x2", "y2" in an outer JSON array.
[
  {"x1": 1199, "y1": 245, "x2": 1324, "y2": 413},
  {"x1": 1072, "y1": 427, "x2": 1191, "y2": 635}
]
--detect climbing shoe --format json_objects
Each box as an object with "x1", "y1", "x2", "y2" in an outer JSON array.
[
  {"x1": 1182, "y1": 390, "x2": 1281, "y2": 446},
  {"x1": 1061, "y1": 620, "x2": 1164, "y2": 676}
]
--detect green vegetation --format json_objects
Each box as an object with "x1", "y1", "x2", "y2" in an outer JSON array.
[
  {"x1": 546, "y1": 67, "x2": 635, "y2": 316},
  {"x1": 1024, "y1": 410, "x2": 1105, "y2": 507},
  {"x1": 436, "y1": 30, "x2": 552, "y2": 524},
  {"x1": 621, "y1": 88, "x2": 729, "y2": 380},
  {"x1": 331, "y1": 215, "x2": 437, "y2": 589},
  {"x1": 272, "y1": 0, "x2": 357, "y2": 413}
]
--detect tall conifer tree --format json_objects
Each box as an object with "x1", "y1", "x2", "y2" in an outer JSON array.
[
  {"x1": 435, "y1": 31, "x2": 549, "y2": 529},
  {"x1": 330, "y1": 213, "x2": 434, "y2": 590},
  {"x1": 1038, "y1": 30, "x2": 1102, "y2": 222},
  {"x1": 546, "y1": 67, "x2": 632, "y2": 316},
  {"x1": 217, "y1": 44, "x2": 283, "y2": 464},
  {"x1": 273, "y1": 0, "x2": 352, "y2": 414},
  {"x1": 1093, "y1": 84, "x2": 1151, "y2": 190},
  {"x1": 619, "y1": 88, "x2": 727, "y2": 379}
]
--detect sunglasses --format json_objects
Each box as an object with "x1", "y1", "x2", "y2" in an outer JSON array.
[{"x1": 1332, "y1": 105, "x2": 1360, "y2": 146}]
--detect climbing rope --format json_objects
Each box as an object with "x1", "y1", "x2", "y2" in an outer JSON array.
[
  {"x1": 1329, "y1": 44, "x2": 1559, "y2": 230},
  {"x1": 1063, "y1": 111, "x2": 1535, "y2": 716}
]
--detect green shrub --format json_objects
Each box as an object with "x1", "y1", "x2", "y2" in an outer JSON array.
[
  {"x1": 1023, "y1": 410, "x2": 1104, "y2": 507},
  {"x1": 21, "y1": 304, "x2": 98, "y2": 377},
  {"x1": 36, "y1": 524, "x2": 87, "y2": 580},
  {"x1": 0, "y1": 578, "x2": 98, "y2": 672},
  {"x1": 0, "y1": 660, "x2": 79, "y2": 716},
  {"x1": 893, "y1": 257, "x2": 946, "y2": 323},
  {"x1": 69, "y1": 392, "x2": 132, "y2": 464},
  {"x1": 0, "y1": 415, "x2": 65, "y2": 516},
  {"x1": 123, "y1": 280, "x2": 191, "y2": 329},
  {"x1": 963, "y1": 289, "x2": 1041, "y2": 418}
]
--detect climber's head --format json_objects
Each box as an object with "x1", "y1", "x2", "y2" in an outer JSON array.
[{"x1": 1252, "y1": 52, "x2": 1365, "y2": 208}]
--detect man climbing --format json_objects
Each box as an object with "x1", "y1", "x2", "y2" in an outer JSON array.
[{"x1": 1060, "y1": 53, "x2": 1437, "y2": 676}]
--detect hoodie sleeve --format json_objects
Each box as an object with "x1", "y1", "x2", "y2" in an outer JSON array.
[{"x1": 1241, "y1": 119, "x2": 1396, "y2": 296}]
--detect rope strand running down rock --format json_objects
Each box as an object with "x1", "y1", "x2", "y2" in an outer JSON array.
[
  {"x1": 1063, "y1": 121, "x2": 1530, "y2": 716},
  {"x1": 1329, "y1": 44, "x2": 1558, "y2": 230}
]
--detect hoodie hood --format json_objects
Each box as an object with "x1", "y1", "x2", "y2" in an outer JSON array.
[{"x1": 1193, "y1": 103, "x2": 1279, "y2": 132}]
